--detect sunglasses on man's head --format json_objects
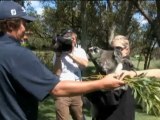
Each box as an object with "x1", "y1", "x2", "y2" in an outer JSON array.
[{"x1": 114, "y1": 46, "x2": 125, "y2": 51}]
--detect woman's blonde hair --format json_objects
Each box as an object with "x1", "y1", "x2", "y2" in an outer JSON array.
[{"x1": 111, "y1": 35, "x2": 130, "y2": 49}]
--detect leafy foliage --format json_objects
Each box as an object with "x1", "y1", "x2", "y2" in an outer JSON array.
[
  {"x1": 124, "y1": 74, "x2": 160, "y2": 116},
  {"x1": 83, "y1": 73, "x2": 160, "y2": 116},
  {"x1": 23, "y1": 0, "x2": 160, "y2": 68},
  {"x1": 34, "y1": 51, "x2": 54, "y2": 70}
]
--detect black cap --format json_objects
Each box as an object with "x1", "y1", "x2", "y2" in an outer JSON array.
[{"x1": 0, "y1": 1, "x2": 35, "y2": 22}]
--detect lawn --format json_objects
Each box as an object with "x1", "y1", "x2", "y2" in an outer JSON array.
[{"x1": 38, "y1": 97, "x2": 160, "y2": 120}]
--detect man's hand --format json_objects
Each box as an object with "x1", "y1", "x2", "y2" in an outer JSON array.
[{"x1": 100, "y1": 73, "x2": 125, "y2": 89}]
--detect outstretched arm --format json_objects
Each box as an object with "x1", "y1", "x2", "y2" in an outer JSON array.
[{"x1": 51, "y1": 73, "x2": 125, "y2": 97}]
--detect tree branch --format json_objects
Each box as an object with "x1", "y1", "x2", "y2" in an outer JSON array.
[{"x1": 132, "y1": 0, "x2": 153, "y2": 24}]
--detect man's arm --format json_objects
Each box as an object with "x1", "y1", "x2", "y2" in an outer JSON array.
[
  {"x1": 50, "y1": 73, "x2": 125, "y2": 97},
  {"x1": 68, "y1": 53, "x2": 88, "y2": 68}
]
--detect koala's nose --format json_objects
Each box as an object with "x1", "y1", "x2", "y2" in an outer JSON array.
[{"x1": 90, "y1": 49, "x2": 94, "y2": 52}]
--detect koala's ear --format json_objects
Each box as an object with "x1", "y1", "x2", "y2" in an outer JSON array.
[
  {"x1": 114, "y1": 49, "x2": 121, "y2": 56},
  {"x1": 114, "y1": 49, "x2": 123, "y2": 62}
]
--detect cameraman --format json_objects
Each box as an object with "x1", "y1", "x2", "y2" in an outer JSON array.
[{"x1": 53, "y1": 30, "x2": 88, "y2": 120}]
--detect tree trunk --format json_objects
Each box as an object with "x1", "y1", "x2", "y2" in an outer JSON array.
[{"x1": 80, "y1": 1, "x2": 88, "y2": 50}]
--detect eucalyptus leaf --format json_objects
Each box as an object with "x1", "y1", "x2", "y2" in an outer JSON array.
[{"x1": 84, "y1": 73, "x2": 160, "y2": 116}]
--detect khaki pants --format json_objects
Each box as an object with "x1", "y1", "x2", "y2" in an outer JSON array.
[{"x1": 54, "y1": 96, "x2": 83, "y2": 120}]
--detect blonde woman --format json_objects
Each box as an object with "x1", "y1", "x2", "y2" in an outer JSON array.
[
  {"x1": 89, "y1": 35, "x2": 135, "y2": 120},
  {"x1": 106, "y1": 35, "x2": 135, "y2": 120}
]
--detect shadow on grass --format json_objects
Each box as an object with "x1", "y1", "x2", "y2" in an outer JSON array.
[{"x1": 38, "y1": 96, "x2": 56, "y2": 120}]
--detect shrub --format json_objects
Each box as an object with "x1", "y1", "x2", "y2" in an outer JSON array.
[{"x1": 33, "y1": 50, "x2": 54, "y2": 70}]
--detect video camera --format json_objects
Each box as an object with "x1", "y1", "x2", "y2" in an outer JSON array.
[{"x1": 52, "y1": 29, "x2": 73, "y2": 52}]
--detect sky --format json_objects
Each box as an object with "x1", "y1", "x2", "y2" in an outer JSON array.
[
  {"x1": 133, "y1": 13, "x2": 148, "y2": 26},
  {"x1": 25, "y1": 1, "x2": 45, "y2": 15},
  {"x1": 25, "y1": 1, "x2": 55, "y2": 15},
  {"x1": 30, "y1": 1, "x2": 43, "y2": 14}
]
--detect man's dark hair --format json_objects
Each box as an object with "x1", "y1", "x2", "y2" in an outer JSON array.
[{"x1": 0, "y1": 18, "x2": 22, "y2": 33}]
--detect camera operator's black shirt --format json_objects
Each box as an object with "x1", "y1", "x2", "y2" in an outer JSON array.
[{"x1": 0, "y1": 33, "x2": 59, "y2": 120}]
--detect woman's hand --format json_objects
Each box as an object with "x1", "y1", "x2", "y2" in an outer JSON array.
[{"x1": 115, "y1": 70, "x2": 137, "y2": 80}]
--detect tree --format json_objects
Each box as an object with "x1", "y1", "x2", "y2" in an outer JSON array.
[
  {"x1": 132, "y1": 0, "x2": 160, "y2": 69},
  {"x1": 23, "y1": 0, "x2": 159, "y2": 69}
]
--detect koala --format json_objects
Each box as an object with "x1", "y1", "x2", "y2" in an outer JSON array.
[
  {"x1": 88, "y1": 46, "x2": 123, "y2": 74},
  {"x1": 85, "y1": 46, "x2": 134, "y2": 120}
]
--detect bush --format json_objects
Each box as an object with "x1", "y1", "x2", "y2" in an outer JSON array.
[{"x1": 33, "y1": 50, "x2": 54, "y2": 70}]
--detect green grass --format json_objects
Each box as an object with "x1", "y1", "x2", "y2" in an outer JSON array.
[
  {"x1": 38, "y1": 97, "x2": 160, "y2": 120},
  {"x1": 131, "y1": 59, "x2": 160, "y2": 70},
  {"x1": 135, "y1": 109, "x2": 160, "y2": 120}
]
